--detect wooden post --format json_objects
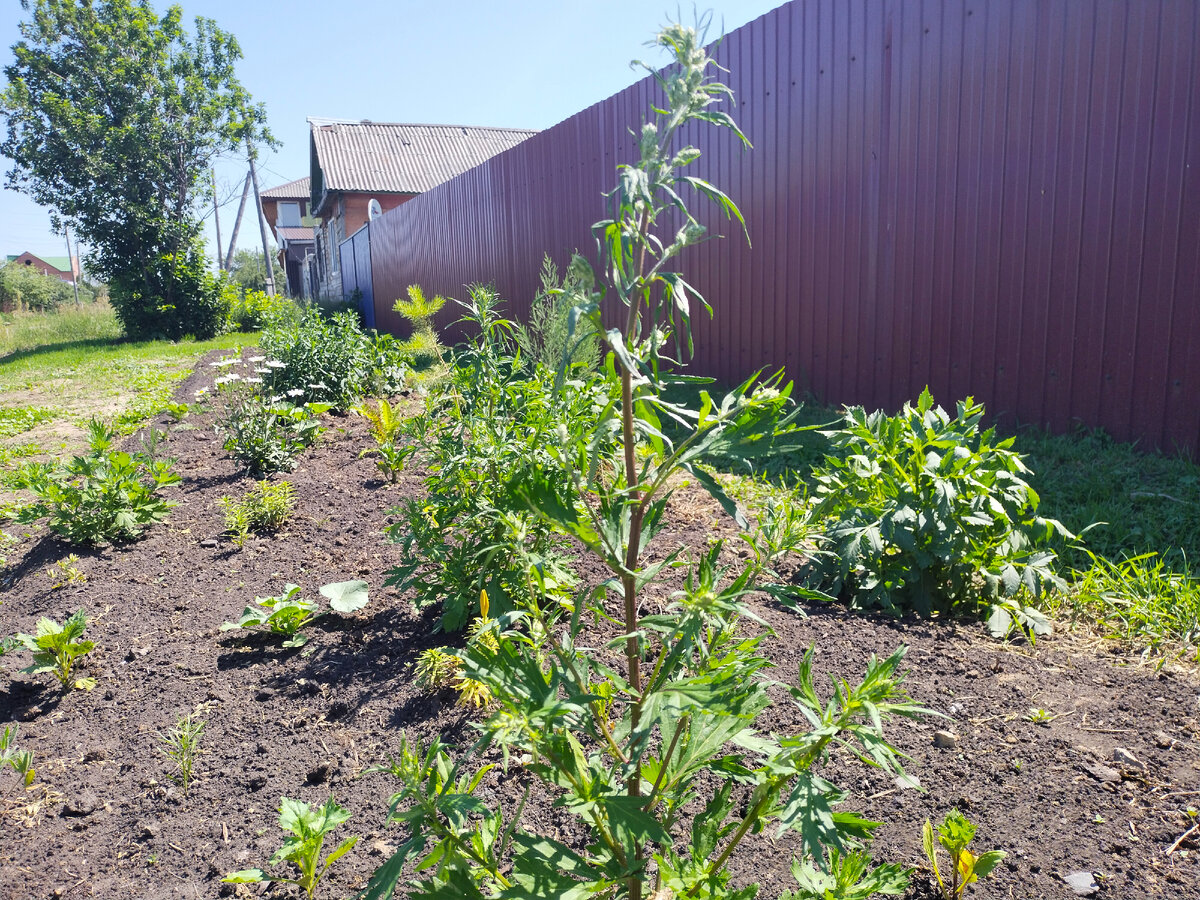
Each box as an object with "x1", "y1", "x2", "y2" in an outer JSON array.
[
  {"x1": 246, "y1": 138, "x2": 275, "y2": 296},
  {"x1": 224, "y1": 173, "x2": 251, "y2": 272},
  {"x1": 211, "y1": 168, "x2": 224, "y2": 271},
  {"x1": 64, "y1": 224, "x2": 80, "y2": 307}
]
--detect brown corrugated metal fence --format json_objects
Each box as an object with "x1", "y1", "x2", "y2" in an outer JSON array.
[{"x1": 366, "y1": 0, "x2": 1200, "y2": 454}]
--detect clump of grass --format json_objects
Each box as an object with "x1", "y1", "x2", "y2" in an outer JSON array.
[{"x1": 1045, "y1": 551, "x2": 1200, "y2": 664}]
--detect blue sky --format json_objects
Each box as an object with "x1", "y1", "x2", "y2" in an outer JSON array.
[{"x1": 0, "y1": 0, "x2": 782, "y2": 268}]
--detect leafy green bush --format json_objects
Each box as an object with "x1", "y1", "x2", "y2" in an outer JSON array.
[
  {"x1": 365, "y1": 23, "x2": 916, "y2": 900},
  {"x1": 14, "y1": 419, "x2": 180, "y2": 544},
  {"x1": 226, "y1": 287, "x2": 299, "y2": 332},
  {"x1": 385, "y1": 286, "x2": 586, "y2": 632},
  {"x1": 108, "y1": 244, "x2": 228, "y2": 340},
  {"x1": 218, "y1": 395, "x2": 328, "y2": 477},
  {"x1": 803, "y1": 389, "x2": 1074, "y2": 622},
  {"x1": 0, "y1": 265, "x2": 73, "y2": 312},
  {"x1": 259, "y1": 307, "x2": 373, "y2": 409}
]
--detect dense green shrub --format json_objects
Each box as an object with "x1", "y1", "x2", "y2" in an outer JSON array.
[
  {"x1": 386, "y1": 286, "x2": 587, "y2": 631},
  {"x1": 13, "y1": 419, "x2": 180, "y2": 544},
  {"x1": 226, "y1": 287, "x2": 299, "y2": 332},
  {"x1": 0, "y1": 265, "x2": 74, "y2": 312},
  {"x1": 218, "y1": 393, "x2": 328, "y2": 477},
  {"x1": 108, "y1": 244, "x2": 229, "y2": 341},
  {"x1": 260, "y1": 307, "x2": 385, "y2": 409},
  {"x1": 803, "y1": 388, "x2": 1073, "y2": 621}
]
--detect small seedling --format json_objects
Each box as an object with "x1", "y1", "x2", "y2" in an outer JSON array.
[
  {"x1": 0, "y1": 724, "x2": 35, "y2": 791},
  {"x1": 1026, "y1": 707, "x2": 1054, "y2": 725},
  {"x1": 922, "y1": 809, "x2": 1006, "y2": 899},
  {"x1": 784, "y1": 846, "x2": 911, "y2": 899},
  {"x1": 158, "y1": 714, "x2": 204, "y2": 798},
  {"x1": 44, "y1": 555, "x2": 86, "y2": 589},
  {"x1": 220, "y1": 581, "x2": 369, "y2": 648},
  {"x1": 162, "y1": 401, "x2": 190, "y2": 423},
  {"x1": 14, "y1": 609, "x2": 96, "y2": 690},
  {"x1": 223, "y1": 795, "x2": 358, "y2": 899},
  {"x1": 219, "y1": 480, "x2": 295, "y2": 547}
]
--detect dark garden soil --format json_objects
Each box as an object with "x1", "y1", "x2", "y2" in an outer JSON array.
[{"x1": 1, "y1": 349, "x2": 1197, "y2": 900}]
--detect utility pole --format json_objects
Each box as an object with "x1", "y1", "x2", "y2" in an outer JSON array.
[
  {"x1": 211, "y1": 168, "x2": 224, "y2": 271},
  {"x1": 224, "y1": 173, "x2": 251, "y2": 272},
  {"x1": 64, "y1": 223, "x2": 80, "y2": 307},
  {"x1": 246, "y1": 138, "x2": 275, "y2": 296}
]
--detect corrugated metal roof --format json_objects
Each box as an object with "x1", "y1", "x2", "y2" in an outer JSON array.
[
  {"x1": 275, "y1": 226, "x2": 314, "y2": 242},
  {"x1": 310, "y1": 122, "x2": 536, "y2": 196},
  {"x1": 261, "y1": 176, "x2": 310, "y2": 199}
]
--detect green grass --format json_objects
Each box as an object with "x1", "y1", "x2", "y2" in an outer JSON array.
[
  {"x1": 0, "y1": 303, "x2": 258, "y2": 471},
  {"x1": 0, "y1": 302, "x2": 123, "y2": 357}
]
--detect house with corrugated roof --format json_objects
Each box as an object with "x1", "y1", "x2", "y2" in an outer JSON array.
[
  {"x1": 259, "y1": 176, "x2": 315, "y2": 298},
  {"x1": 5, "y1": 252, "x2": 80, "y2": 283},
  {"x1": 306, "y1": 119, "x2": 536, "y2": 301}
]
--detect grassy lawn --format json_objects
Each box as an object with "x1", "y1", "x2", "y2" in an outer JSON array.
[{"x1": 0, "y1": 303, "x2": 257, "y2": 486}]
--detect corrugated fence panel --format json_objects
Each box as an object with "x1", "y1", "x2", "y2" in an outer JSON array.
[{"x1": 366, "y1": 0, "x2": 1200, "y2": 455}]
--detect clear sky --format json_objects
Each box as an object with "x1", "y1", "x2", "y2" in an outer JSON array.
[{"x1": 0, "y1": 0, "x2": 783, "y2": 269}]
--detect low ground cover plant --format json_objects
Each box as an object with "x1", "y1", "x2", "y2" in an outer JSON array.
[
  {"x1": 221, "y1": 580, "x2": 369, "y2": 648},
  {"x1": 782, "y1": 847, "x2": 911, "y2": 899},
  {"x1": 801, "y1": 389, "x2": 1073, "y2": 632},
  {"x1": 219, "y1": 479, "x2": 295, "y2": 546},
  {"x1": 224, "y1": 796, "x2": 358, "y2": 899},
  {"x1": 13, "y1": 419, "x2": 179, "y2": 544},
  {"x1": 12, "y1": 608, "x2": 95, "y2": 690}
]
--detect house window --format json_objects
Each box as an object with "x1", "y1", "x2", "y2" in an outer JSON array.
[{"x1": 277, "y1": 202, "x2": 301, "y2": 228}]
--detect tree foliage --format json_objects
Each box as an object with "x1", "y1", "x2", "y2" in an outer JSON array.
[
  {"x1": 0, "y1": 0, "x2": 271, "y2": 339},
  {"x1": 228, "y1": 247, "x2": 285, "y2": 295}
]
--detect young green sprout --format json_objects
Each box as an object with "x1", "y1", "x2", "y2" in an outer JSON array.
[
  {"x1": 14, "y1": 609, "x2": 96, "y2": 690},
  {"x1": 158, "y1": 714, "x2": 204, "y2": 798},
  {"x1": 922, "y1": 809, "x2": 1006, "y2": 899},
  {"x1": 224, "y1": 796, "x2": 358, "y2": 899}
]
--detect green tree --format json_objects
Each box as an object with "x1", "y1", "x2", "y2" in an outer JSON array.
[
  {"x1": 228, "y1": 247, "x2": 285, "y2": 295},
  {"x1": 0, "y1": 0, "x2": 272, "y2": 340}
]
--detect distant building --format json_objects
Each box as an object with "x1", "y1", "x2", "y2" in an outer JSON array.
[
  {"x1": 306, "y1": 119, "x2": 536, "y2": 301},
  {"x1": 5, "y1": 252, "x2": 80, "y2": 283},
  {"x1": 258, "y1": 176, "x2": 315, "y2": 298}
]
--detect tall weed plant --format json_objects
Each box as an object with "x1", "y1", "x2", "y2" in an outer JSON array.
[{"x1": 367, "y1": 23, "x2": 922, "y2": 900}]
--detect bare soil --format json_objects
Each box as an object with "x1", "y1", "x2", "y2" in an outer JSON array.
[{"x1": 1, "y1": 350, "x2": 1197, "y2": 900}]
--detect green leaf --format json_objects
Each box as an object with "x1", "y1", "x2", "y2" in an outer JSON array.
[
  {"x1": 222, "y1": 869, "x2": 268, "y2": 884},
  {"x1": 689, "y1": 466, "x2": 748, "y2": 530},
  {"x1": 321, "y1": 579, "x2": 370, "y2": 613}
]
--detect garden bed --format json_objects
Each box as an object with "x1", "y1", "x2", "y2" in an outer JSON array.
[{"x1": 0, "y1": 350, "x2": 1197, "y2": 900}]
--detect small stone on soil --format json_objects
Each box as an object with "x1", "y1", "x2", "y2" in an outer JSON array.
[
  {"x1": 1082, "y1": 763, "x2": 1122, "y2": 783},
  {"x1": 63, "y1": 791, "x2": 100, "y2": 817},
  {"x1": 200, "y1": 538, "x2": 218, "y2": 549},
  {"x1": 932, "y1": 730, "x2": 958, "y2": 749},
  {"x1": 1064, "y1": 871, "x2": 1099, "y2": 896},
  {"x1": 1153, "y1": 730, "x2": 1173, "y2": 748},
  {"x1": 1112, "y1": 747, "x2": 1145, "y2": 771}
]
